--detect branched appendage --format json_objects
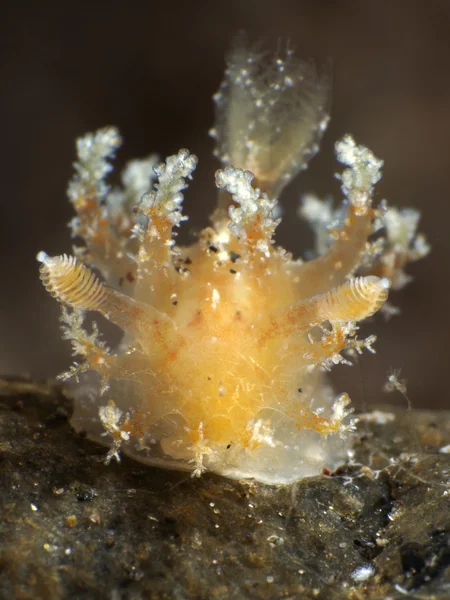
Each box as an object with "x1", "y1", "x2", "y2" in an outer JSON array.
[
  {"x1": 367, "y1": 208, "x2": 430, "y2": 317},
  {"x1": 68, "y1": 127, "x2": 158, "y2": 293},
  {"x1": 215, "y1": 166, "x2": 278, "y2": 259},
  {"x1": 133, "y1": 150, "x2": 198, "y2": 304},
  {"x1": 296, "y1": 136, "x2": 383, "y2": 297},
  {"x1": 57, "y1": 307, "x2": 115, "y2": 391},
  {"x1": 384, "y1": 369, "x2": 408, "y2": 396},
  {"x1": 246, "y1": 419, "x2": 280, "y2": 450},
  {"x1": 298, "y1": 194, "x2": 337, "y2": 257},
  {"x1": 37, "y1": 41, "x2": 428, "y2": 484},
  {"x1": 188, "y1": 422, "x2": 216, "y2": 478},
  {"x1": 98, "y1": 401, "x2": 132, "y2": 464},
  {"x1": 135, "y1": 150, "x2": 197, "y2": 261},
  {"x1": 304, "y1": 325, "x2": 375, "y2": 371},
  {"x1": 68, "y1": 128, "x2": 130, "y2": 284},
  {"x1": 331, "y1": 394, "x2": 357, "y2": 433}
]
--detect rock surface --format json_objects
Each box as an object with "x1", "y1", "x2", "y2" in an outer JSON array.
[{"x1": 0, "y1": 377, "x2": 449, "y2": 599}]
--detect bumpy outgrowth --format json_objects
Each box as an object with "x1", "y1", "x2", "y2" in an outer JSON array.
[{"x1": 37, "y1": 42, "x2": 428, "y2": 484}]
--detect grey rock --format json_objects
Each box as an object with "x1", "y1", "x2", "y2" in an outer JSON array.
[{"x1": 0, "y1": 378, "x2": 449, "y2": 599}]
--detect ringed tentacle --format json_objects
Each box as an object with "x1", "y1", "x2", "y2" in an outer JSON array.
[
  {"x1": 37, "y1": 251, "x2": 178, "y2": 349},
  {"x1": 319, "y1": 276, "x2": 390, "y2": 323},
  {"x1": 260, "y1": 276, "x2": 390, "y2": 343},
  {"x1": 38, "y1": 253, "x2": 106, "y2": 311}
]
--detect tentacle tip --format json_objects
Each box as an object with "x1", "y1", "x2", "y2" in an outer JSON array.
[{"x1": 36, "y1": 251, "x2": 50, "y2": 265}]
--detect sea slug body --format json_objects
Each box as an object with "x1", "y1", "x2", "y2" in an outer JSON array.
[{"x1": 37, "y1": 40, "x2": 428, "y2": 484}]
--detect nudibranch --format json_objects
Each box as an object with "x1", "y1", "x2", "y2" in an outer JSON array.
[{"x1": 37, "y1": 41, "x2": 428, "y2": 484}]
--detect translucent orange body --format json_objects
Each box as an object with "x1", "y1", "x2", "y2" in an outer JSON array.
[{"x1": 38, "y1": 42, "x2": 428, "y2": 483}]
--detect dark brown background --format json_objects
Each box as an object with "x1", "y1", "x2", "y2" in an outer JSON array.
[{"x1": 1, "y1": 0, "x2": 449, "y2": 409}]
